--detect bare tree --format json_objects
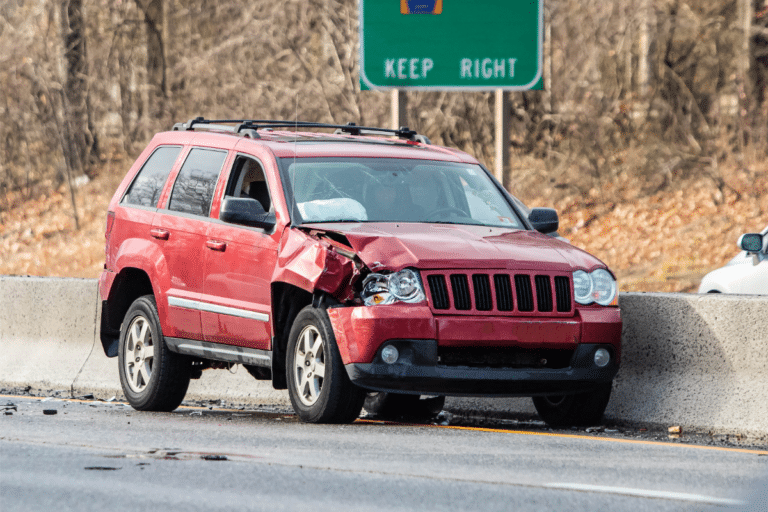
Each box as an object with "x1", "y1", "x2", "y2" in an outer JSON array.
[
  {"x1": 134, "y1": 0, "x2": 168, "y2": 122},
  {"x1": 61, "y1": 0, "x2": 97, "y2": 177}
]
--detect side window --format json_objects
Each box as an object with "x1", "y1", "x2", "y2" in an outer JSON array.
[
  {"x1": 122, "y1": 146, "x2": 181, "y2": 207},
  {"x1": 168, "y1": 148, "x2": 227, "y2": 216},
  {"x1": 224, "y1": 156, "x2": 272, "y2": 213}
]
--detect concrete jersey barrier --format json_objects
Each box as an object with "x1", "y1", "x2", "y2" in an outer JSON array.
[
  {"x1": 0, "y1": 276, "x2": 289, "y2": 406},
  {"x1": 1, "y1": 276, "x2": 766, "y2": 438},
  {"x1": 446, "y1": 293, "x2": 768, "y2": 440}
]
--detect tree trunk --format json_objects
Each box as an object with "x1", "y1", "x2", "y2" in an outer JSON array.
[
  {"x1": 61, "y1": 0, "x2": 97, "y2": 178},
  {"x1": 137, "y1": 0, "x2": 168, "y2": 122},
  {"x1": 637, "y1": 0, "x2": 654, "y2": 115}
]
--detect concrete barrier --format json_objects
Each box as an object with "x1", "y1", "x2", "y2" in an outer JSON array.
[
  {"x1": 1, "y1": 277, "x2": 766, "y2": 437},
  {"x1": 446, "y1": 293, "x2": 768, "y2": 440},
  {"x1": 0, "y1": 276, "x2": 289, "y2": 406}
]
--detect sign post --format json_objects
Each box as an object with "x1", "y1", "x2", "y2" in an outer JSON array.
[{"x1": 360, "y1": 0, "x2": 543, "y2": 186}]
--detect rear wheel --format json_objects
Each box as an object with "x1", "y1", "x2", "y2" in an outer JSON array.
[
  {"x1": 532, "y1": 381, "x2": 613, "y2": 427},
  {"x1": 118, "y1": 295, "x2": 191, "y2": 411},
  {"x1": 363, "y1": 392, "x2": 445, "y2": 421},
  {"x1": 286, "y1": 305, "x2": 366, "y2": 423}
]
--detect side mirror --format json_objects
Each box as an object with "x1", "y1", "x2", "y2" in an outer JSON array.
[
  {"x1": 738, "y1": 233, "x2": 764, "y2": 253},
  {"x1": 528, "y1": 208, "x2": 559, "y2": 234},
  {"x1": 220, "y1": 197, "x2": 275, "y2": 231}
]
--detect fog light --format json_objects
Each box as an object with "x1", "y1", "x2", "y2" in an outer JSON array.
[
  {"x1": 381, "y1": 345, "x2": 399, "y2": 365},
  {"x1": 594, "y1": 348, "x2": 610, "y2": 367}
]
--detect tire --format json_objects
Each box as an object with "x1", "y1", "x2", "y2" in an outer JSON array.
[
  {"x1": 363, "y1": 392, "x2": 445, "y2": 421},
  {"x1": 286, "y1": 305, "x2": 366, "y2": 423},
  {"x1": 118, "y1": 295, "x2": 191, "y2": 411},
  {"x1": 532, "y1": 381, "x2": 613, "y2": 427}
]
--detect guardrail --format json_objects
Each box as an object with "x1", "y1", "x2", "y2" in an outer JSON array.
[{"x1": 1, "y1": 276, "x2": 766, "y2": 437}]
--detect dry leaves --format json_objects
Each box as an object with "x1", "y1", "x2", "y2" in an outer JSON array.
[
  {"x1": 0, "y1": 171, "x2": 121, "y2": 278},
  {"x1": 551, "y1": 181, "x2": 768, "y2": 292}
]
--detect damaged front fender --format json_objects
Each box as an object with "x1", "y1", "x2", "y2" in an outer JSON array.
[{"x1": 273, "y1": 228, "x2": 361, "y2": 302}]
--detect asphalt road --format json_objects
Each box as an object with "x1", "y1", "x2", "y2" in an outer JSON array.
[{"x1": 1, "y1": 395, "x2": 767, "y2": 512}]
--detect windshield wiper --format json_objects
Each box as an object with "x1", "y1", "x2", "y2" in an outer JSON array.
[
  {"x1": 301, "y1": 219, "x2": 365, "y2": 223},
  {"x1": 428, "y1": 220, "x2": 483, "y2": 226}
]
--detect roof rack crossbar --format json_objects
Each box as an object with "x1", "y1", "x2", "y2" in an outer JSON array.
[{"x1": 171, "y1": 117, "x2": 429, "y2": 143}]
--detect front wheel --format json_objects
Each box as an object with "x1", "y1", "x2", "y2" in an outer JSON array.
[
  {"x1": 118, "y1": 295, "x2": 191, "y2": 411},
  {"x1": 286, "y1": 305, "x2": 366, "y2": 423},
  {"x1": 363, "y1": 392, "x2": 445, "y2": 421},
  {"x1": 532, "y1": 382, "x2": 613, "y2": 427}
]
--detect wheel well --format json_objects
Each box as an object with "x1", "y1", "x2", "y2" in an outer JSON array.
[
  {"x1": 270, "y1": 282, "x2": 312, "y2": 389},
  {"x1": 100, "y1": 268, "x2": 154, "y2": 356}
]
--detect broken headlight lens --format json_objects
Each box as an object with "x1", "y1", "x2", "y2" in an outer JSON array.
[{"x1": 361, "y1": 268, "x2": 425, "y2": 306}]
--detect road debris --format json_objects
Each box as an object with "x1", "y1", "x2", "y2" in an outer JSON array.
[
  {"x1": 434, "y1": 411, "x2": 452, "y2": 426},
  {"x1": 42, "y1": 409, "x2": 57, "y2": 415},
  {"x1": 668, "y1": 425, "x2": 683, "y2": 439},
  {"x1": 201, "y1": 455, "x2": 228, "y2": 461}
]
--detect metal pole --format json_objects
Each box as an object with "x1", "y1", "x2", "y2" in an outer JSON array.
[{"x1": 391, "y1": 89, "x2": 408, "y2": 129}]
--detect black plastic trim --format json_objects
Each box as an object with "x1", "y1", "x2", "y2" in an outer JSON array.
[
  {"x1": 99, "y1": 300, "x2": 120, "y2": 358},
  {"x1": 345, "y1": 343, "x2": 618, "y2": 397}
]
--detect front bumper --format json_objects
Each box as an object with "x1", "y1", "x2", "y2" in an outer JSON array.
[{"x1": 345, "y1": 342, "x2": 618, "y2": 397}]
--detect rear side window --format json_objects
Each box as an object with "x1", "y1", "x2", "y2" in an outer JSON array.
[
  {"x1": 122, "y1": 146, "x2": 181, "y2": 207},
  {"x1": 168, "y1": 148, "x2": 227, "y2": 216}
]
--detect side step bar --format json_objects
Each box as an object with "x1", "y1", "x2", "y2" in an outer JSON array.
[{"x1": 165, "y1": 337, "x2": 272, "y2": 368}]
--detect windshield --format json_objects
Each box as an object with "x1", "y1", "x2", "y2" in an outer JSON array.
[{"x1": 279, "y1": 157, "x2": 524, "y2": 228}]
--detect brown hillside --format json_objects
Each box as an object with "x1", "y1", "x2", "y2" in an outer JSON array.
[{"x1": 2, "y1": 155, "x2": 765, "y2": 293}]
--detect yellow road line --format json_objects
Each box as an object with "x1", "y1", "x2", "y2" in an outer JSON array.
[
  {"x1": 356, "y1": 419, "x2": 768, "y2": 455},
  {"x1": 4, "y1": 394, "x2": 766, "y2": 455}
]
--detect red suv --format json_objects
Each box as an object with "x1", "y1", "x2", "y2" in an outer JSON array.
[{"x1": 99, "y1": 118, "x2": 621, "y2": 425}]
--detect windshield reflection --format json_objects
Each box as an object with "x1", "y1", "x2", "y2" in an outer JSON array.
[{"x1": 280, "y1": 157, "x2": 524, "y2": 228}]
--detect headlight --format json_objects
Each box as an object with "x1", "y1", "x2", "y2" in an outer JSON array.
[
  {"x1": 361, "y1": 274, "x2": 395, "y2": 305},
  {"x1": 591, "y1": 268, "x2": 617, "y2": 306},
  {"x1": 573, "y1": 270, "x2": 592, "y2": 304},
  {"x1": 573, "y1": 268, "x2": 617, "y2": 306},
  {"x1": 361, "y1": 268, "x2": 425, "y2": 306}
]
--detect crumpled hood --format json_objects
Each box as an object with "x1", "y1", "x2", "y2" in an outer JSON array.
[{"x1": 301, "y1": 222, "x2": 608, "y2": 273}]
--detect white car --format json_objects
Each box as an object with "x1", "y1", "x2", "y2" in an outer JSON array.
[{"x1": 698, "y1": 226, "x2": 768, "y2": 294}]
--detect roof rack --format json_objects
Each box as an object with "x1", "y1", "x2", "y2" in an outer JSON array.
[{"x1": 171, "y1": 117, "x2": 431, "y2": 144}]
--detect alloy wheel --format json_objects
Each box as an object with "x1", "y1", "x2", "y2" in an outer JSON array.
[
  {"x1": 123, "y1": 315, "x2": 155, "y2": 393},
  {"x1": 292, "y1": 325, "x2": 326, "y2": 406}
]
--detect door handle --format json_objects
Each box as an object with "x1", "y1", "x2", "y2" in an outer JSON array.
[
  {"x1": 150, "y1": 228, "x2": 169, "y2": 240},
  {"x1": 206, "y1": 240, "x2": 227, "y2": 252}
]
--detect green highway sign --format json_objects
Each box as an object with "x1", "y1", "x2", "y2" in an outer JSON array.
[{"x1": 359, "y1": 0, "x2": 542, "y2": 91}]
